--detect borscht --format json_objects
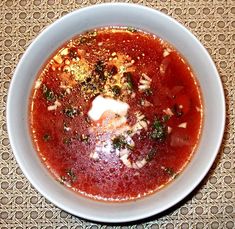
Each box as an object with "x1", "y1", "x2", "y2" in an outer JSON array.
[{"x1": 30, "y1": 27, "x2": 203, "y2": 201}]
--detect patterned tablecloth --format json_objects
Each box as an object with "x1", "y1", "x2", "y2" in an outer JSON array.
[{"x1": 0, "y1": 0, "x2": 234, "y2": 228}]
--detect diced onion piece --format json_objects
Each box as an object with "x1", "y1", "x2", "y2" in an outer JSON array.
[
  {"x1": 142, "y1": 100, "x2": 153, "y2": 107},
  {"x1": 89, "y1": 151, "x2": 99, "y2": 161},
  {"x1": 142, "y1": 73, "x2": 152, "y2": 82},
  {"x1": 47, "y1": 104, "x2": 57, "y2": 111},
  {"x1": 119, "y1": 148, "x2": 129, "y2": 157},
  {"x1": 139, "y1": 120, "x2": 148, "y2": 130},
  {"x1": 60, "y1": 48, "x2": 69, "y2": 56},
  {"x1": 135, "y1": 158, "x2": 147, "y2": 169},
  {"x1": 64, "y1": 126, "x2": 71, "y2": 132},
  {"x1": 163, "y1": 49, "x2": 170, "y2": 57},
  {"x1": 65, "y1": 59, "x2": 70, "y2": 65},
  {"x1": 132, "y1": 123, "x2": 143, "y2": 134},
  {"x1": 178, "y1": 122, "x2": 187, "y2": 128},
  {"x1": 125, "y1": 60, "x2": 135, "y2": 67},
  {"x1": 139, "y1": 73, "x2": 152, "y2": 91},
  {"x1": 53, "y1": 54, "x2": 63, "y2": 64},
  {"x1": 63, "y1": 65, "x2": 70, "y2": 72},
  {"x1": 139, "y1": 79, "x2": 151, "y2": 85},
  {"x1": 66, "y1": 88, "x2": 71, "y2": 94},
  {"x1": 168, "y1": 126, "x2": 172, "y2": 133},
  {"x1": 108, "y1": 116, "x2": 127, "y2": 129},
  {"x1": 131, "y1": 92, "x2": 136, "y2": 98},
  {"x1": 159, "y1": 58, "x2": 170, "y2": 76},
  {"x1": 163, "y1": 47, "x2": 172, "y2": 57},
  {"x1": 60, "y1": 84, "x2": 72, "y2": 94},
  {"x1": 196, "y1": 106, "x2": 201, "y2": 112},
  {"x1": 120, "y1": 154, "x2": 132, "y2": 168},
  {"x1": 160, "y1": 64, "x2": 166, "y2": 75},
  {"x1": 35, "y1": 80, "x2": 41, "y2": 89},
  {"x1": 131, "y1": 112, "x2": 149, "y2": 135},
  {"x1": 135, "y1": 112, "x2": 145, "y2": 121},
  {"x1": 54, "y1": 100, "x2": 61, "y2": 107},
  {"x1": 47, "y1": 100, "x2": 61, "y2": 111},
  {"x1": 138, "y1": 84, "x2": 150, "y2": 90},
  {"x1": 132, "y1": 163, "x2": 139, "y2": 169},
  {"x1": 163, "y1": 108, "x2": 174, "y2": 116}
]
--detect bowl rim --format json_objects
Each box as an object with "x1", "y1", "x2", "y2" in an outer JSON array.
[{"x1": 7, "y1": 3, "x2": 226, "y2": 223}]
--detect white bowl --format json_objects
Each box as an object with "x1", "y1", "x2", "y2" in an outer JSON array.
[{"x1": 7, "y1": 3, "x2": 225, "y2": 223}]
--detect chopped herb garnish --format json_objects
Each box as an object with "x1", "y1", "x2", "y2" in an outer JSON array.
[
  {"x1": 42, "y1": 85, "x2": 55, "y2": 101},
  {"x1": 112, "y1": 135, "x2": 133, "y2": 150},
  {"x1": 163, "y1": 167, "x2": 175, "y2": 177},
  {"x1": 124, "y1": 72, "x2": 134, "y2": 90},
  {"x1": 140, "y1": 98, "x2": 145, "y2": 106},
  {"x1": 43, "y1": 133, "x2": 51, "y2": 142},
  {"x1": 59, "y1": 176, "x2": 67, "y2": 184},
  {"x1": 112, "y1": 135, "x2": 126, "y2": 150},
  {"x1": 63, "y1": 137, "x2": 72, "y2": 145},
  {"x1": 66, "y1": 168, "x2": 77, "y2": 182},
  {"x1": 64, "y1": 107, "x2": 79, "y2": 118},
  {"x1": 112, "y1": 85, "x2": 121, "y2": 96},
  {"x1": 108, "y1": 65, "x2": 118, "y2": 76},
  {"x1": 126, "y1": 144, "x2": 134, "y2": 150},
  {"x1": 63, "y1": 122, "x2": 70, "y2": 131},
  {"x1": 95, "y1": 60, "x2": 105, "y2": 74},
  {"x1": 80, "y1": 134, "x2": 90, "y2": 143},
  {"x1": 80, "y1": 31, "x2": 97, "y2": 44},
  {"x1": 172, "y1": 104, "x2": 183, "y2": 117},
  {"x1": 115, "y1": 113, "x2": 121, "y2": 118},
  {"x1": 58, "y1": 91, "x2": 66, "y2": 99},
  {"x1": 127, "y1": 27, "x2": 138, "y2": 32},
  {"x1": 86, "y1": 77, "x2": 92, "y2": 83},
  {"x1": 94, "y1": 60, "x2": 106, "y2": 81},
  {"x1": 146, "y1": 148, "x2": 157, "y2": 162},
  {"x1": 80, "y1": 36, "x2": 88, "y2": 44},
  {"x1": 126, "y1": 130, "x2": 133, "y2": 135},
  {"x1": 144, "y1": 88, "x2": 153, "y2": 96},
  {"x1": 162, "y1": 114, "x2": 170, "y2": 122},
  {"x1": 68, "y1": 48, "x2": 78, "y2": 59},
  {"x1": 85, "y1": 116, "x2": 91, "y2": 124},
  {"x1": 88, "y1": 31, "x2": 97, "y2": 37},
  {"x1": 150, "y1": 118, "x2": 167, "y2": 141}
]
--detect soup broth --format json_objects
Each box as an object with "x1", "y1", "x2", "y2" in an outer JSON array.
[{"x1": 30, "y1": 27, "x2": 203, "y2": 201}]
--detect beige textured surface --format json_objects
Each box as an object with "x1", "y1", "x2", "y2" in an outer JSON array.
[{"x1": 0, "y1": 0, "x2": 234, "y2": 228}]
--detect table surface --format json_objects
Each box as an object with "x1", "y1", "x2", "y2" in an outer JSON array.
[{"x1": 0, "y1": 0, "x2": 234, "y2": 228}]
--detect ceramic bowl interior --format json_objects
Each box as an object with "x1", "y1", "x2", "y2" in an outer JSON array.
[{"x1": 7, "y1": 3, "x2": 225, "y2": 223}]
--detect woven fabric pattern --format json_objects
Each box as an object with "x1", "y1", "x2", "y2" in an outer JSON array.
[{"x1": 0, "y1": 0, "x2": 234, "y2": 228}]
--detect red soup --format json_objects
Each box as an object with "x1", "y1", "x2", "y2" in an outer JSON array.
[{"x1": 30, "y1": 27, "x2": 203, "y2": 201}]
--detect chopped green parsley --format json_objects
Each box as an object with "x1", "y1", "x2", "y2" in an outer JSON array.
[
  {"x1": 43, "y1": 133, "x2": 51, "y2": 142},
  {"x1": 144, "y1": 88, "x2": 153, "y2": 96},
  {"x1": 112, "y1": 85, "x2": 121, "y2": 96},
  {"x1": 163, "y1": 167, "x2": 176, "y2": 177},
  {"x1": 80, "y1": 134, "x2": 90, "y2": 144},
  {"x1": 112, "y1": 135, "x2": 133, "y2": 150},
  {"x1": 146, "y1": 148, "x2": 157, "y2": 162},
  {"x1": 66, "y1": 168, "x2": 77, "y2": 182},
  {"x1": 64, "y1": 107, "x2": 79, "y2": 118},
  {"x1": 150, "y1": 118, "x2": 167, "y2": 141},
  {"x1": 42, "y1": 85, "x2": 55, "y2": 101},
  {"x1": 126, "y1": 27, "x2": 138, "y2": 33},
  {"x1": 124, "y1": 72, "x2": 134, "y2": 90}
]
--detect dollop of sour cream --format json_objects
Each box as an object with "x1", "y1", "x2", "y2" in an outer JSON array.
[{"x1": 88, "y1": 95, "x2": 129, "y2": 121}]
